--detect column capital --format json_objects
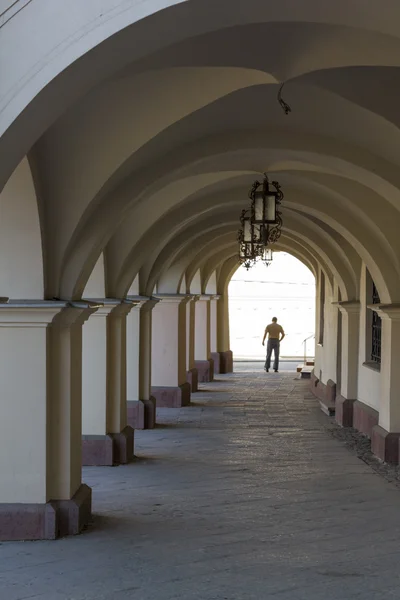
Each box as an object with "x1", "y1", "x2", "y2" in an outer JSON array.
[
  {"x1": 0, "y1": 300, "x2": 68, "y2": 327},
  {"x1": 368, "y1": 303, "x2": 400, "y2": 321},
  {"x1": 186, "y1": 294, "x2": 201, "y2": 303},
  {"x1": 198, "y1": 294, "x2": 212, "y2": 302},
  {"x1": 210, "y1": 294, "x2": 221, "y2": 301},
  {"x1": 333, "y1": 300, "x2": 361, "y2": 315},
  {"x1": 83, "y1": 297, "x2": 119, "y2": 317},
  {"x1": 153, "y1": 294, "x2": 188, "y2": 305},
  {"x1": 109, "y1": 299, "x2": 137, "y2": 318},
  {"x1": 53, "y1": 301, "x2": 101, "y2": 328},
  {"x1": 126, "y1": 295, "x2": 150, "y2": 311},
  {"x1": 140, "y1": 297, "x2": 160, "y2": 313}
]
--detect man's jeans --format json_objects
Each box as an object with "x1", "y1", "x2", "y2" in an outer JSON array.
[{"x1": 265, "y1": 339, "x2": 280, "y2": 371}]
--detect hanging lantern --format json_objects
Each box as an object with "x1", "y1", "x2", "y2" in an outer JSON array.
[
  {"x1": 249, "y1": 174, "x2": 283, "y2": 225},
  {"x1": 238, "y1": 242, "x2": 257, "y2": 270},
  {"x1": 261, "y1": 247, "x2": 273, "y2": 267},
  {"x1": 238, "y1": 210, "x2": 264, "y2": 260},
  {"x1": 237, "y1": 174, "x2": 284, "y2": 270}
]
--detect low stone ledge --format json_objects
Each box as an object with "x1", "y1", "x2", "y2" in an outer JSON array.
[
  {"x1": 371, "y1": 426, "x2": 400, "y2": 464},
  {"x1": 309, "y1": 372, "x2": 326, "y2": 401},
  {"x1": 194, "y1": 359, "x2": 214, "y2": 383},
  {"x1": 52, "y1": 483, "x2": 92, "y2": 537},
  {"x1": 353, "y1": 400, "x2": 379, "y2": 438},
  {"x1": 210, "y1": 352, "x2": 220, "y2": 374},
  {"x1": 110, "y1": 426, "x2": 134, "y2": 464},
  {"x1": 335, "y1": 395, "x2": 356, "y2": 428},
  {"x1": 218, "y1": 350, "x2": 234, "y2": 374},
  {"x1": 326, "y1": 379, "x2": 336, "y2": 403},
  {"x1": 82, "y1": 434, "x2": 114, "y2": 466},
  {"x1": 127, "y1": 398, "x2": 156, "y2": 429},
  {"x1": 187, "y1": 368, "x2": 198, "y2": 393},
  {"x1": 151, "y1": 383, "x2": 191, "y2": 408},
  {"x1": 0, "y1": 483, "x2": 92, "y2": 541},
  {"x1": 0, "y1": 502, "x2": 57, "y2": 541}
]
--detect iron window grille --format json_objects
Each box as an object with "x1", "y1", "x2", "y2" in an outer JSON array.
[{"x1": 371, "y1": 282, "x2": 381, "y2": 364}]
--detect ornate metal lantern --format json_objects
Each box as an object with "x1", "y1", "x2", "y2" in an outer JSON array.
[
  {"x1": 237, "y1": 210, "x2": 264, "y2": 269},
  {"x1": 261, "y1": 247, "x2": 273, "y2": 267},
  {"x1": 237, "y1": 173, "x2": 284, "y2": 269},
  {"x1": 249, "y1": 174, "x2": 283, "y2": 225}
]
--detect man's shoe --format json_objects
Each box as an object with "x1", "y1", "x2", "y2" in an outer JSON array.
[
  {"x1": 274, "y1": 369, "x2": 279, "y2": 373},
  {"x1": 265, "y1": 368, "x2": 269, "y2": 372}
]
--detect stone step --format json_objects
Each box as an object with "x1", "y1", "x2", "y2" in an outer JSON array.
[
  {"x1": 306, "y1": 361, "x2": 315, "y2": 366},
  {"x1": 300, "y1": 366, "x2": 313, "y2": 379},
  {"x1": 319, "y1": 399, "x2": 336, "y2": 417}
]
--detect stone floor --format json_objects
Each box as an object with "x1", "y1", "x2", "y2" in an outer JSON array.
[{"x1": 2, "y1": 364, "x2": 400, "y2": 599}]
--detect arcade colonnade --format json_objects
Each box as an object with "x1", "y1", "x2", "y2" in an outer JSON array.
[{"x1": 3, "y1": 0, "x2": 400, "y2": 540}]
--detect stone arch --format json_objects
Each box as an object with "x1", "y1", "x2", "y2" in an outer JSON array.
[{"x1": 0, "y1": 158, "x2": 44, "y2": 299}]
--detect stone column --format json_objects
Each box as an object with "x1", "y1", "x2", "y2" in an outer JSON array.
[
  {"x1": 335, "y1": 301, "x2": 360, "y2": 428},
  {"x1": 82, "y1": 301, "x2": 114, "y2": 465},
  {"x1": 186, "y1": 294, "x2": 199, "y2": 392},
  {"x1": 82, "y1": 300, "x2": 135, "y2": 465},
  {"x1": 127, "y1": 298, "x2": 158, "y2": 429},
  {"x1": 0, "y1": 300, "x2": 98, "y2": 541},
  {"x1": 151, "y1": 295, "x2": 191, "y2": 407},
  {"x1": 217, "y1": 292, "x2": 233, "y2": 374},
  {"x1": 107, "y1": 301, "x2": 135, "y2": 460},
  {"x1": 126, "y1": 296, "x2": 147, "y2": 429},
  {"x1": 369, "y1": 304, "x2": 400, "y2": 463},
  {"x1": 210, "y1": 295, "x2": 221, "y2": 374},
  {"x1": 194, "y1": 295, "x2": 214, "y2": 382}
]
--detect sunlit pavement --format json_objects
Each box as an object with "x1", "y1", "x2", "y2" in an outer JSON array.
[{"x1": 2, "y1": 365, "x2": 400, "y2": 599}]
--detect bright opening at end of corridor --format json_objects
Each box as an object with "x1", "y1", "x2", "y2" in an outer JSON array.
[{"x1": 229, "y1": 252, "x2": 315, "y2": 360}]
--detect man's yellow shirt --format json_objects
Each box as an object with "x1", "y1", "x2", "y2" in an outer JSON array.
[{"x1": 266, "y1": 323, "x2": 284, "y2": 339}]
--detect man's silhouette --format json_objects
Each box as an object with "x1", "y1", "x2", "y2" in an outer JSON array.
[{"x1": 262, "y1": 317, "x2": 285, "y2": 372}]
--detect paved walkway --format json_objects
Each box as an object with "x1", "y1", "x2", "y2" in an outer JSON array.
[{"x1": 2, "y1": 366, "x2": 400, "y2": 599}]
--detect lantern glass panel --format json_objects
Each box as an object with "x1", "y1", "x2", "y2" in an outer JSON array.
[
  {"x1": 243, "y1": 219, "x2": 252, "y2": 242},
  {"x1": 263, "y1": 247, "x2": 273, "y2": 262},
  {"x1": 253, "y1": 223, "x2": 262, "y2": 243},
  {"x1": 254, "y1": 191, "x2": 264, "y2": 223},
  {"x1": 265, "y1": 195, "x2": 277, "y2": 223}
]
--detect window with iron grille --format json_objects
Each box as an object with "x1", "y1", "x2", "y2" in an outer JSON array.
[{"x1": 371, "y1": 282, "x2": 381, "y2": 364}]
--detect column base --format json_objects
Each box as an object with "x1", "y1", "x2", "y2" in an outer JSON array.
[
  {"x1": 187, "y1": 368, "x2": 198, "y2": 393},
  {"x1": 110, "y1": 426, "x2": 134, "y2": 464},
  {"x1": 219, "y1": 350, "x2": 233, "y2": 374},
  {"x1": 371, "y1": 425, "x2": 400, "y2": 464},
  {"x1": 127, "y1": 398, "x2": 156, "y2": 429},
  {"x1": 151, "y1": 383, "x2": 191, "y2": 408},
  {"x1": 82, "y1": 434, "x2": 114, "y2": 466},
  {"x1": 195, "y1": 359, "x2": 214, "y2": 383},
  {"x1": 210, "y1": 352, "x2": 220, "y2": 374},
  {"x1": 0, "y1": 483, "x2": 92, "y2": 541},
  {"x1": 310, "y1": 372, "x2": 324, "y2": 400},
  {"x1": 335, "y1": 395, "x2": 355, "y2": 427},
  {"x1": 353, "y1": 400, "x2": 379, "y2": 438},
  {"x1": 52, "y1": 484, "x2": 92, "y2": 537},
  {"x1": 310, "y1": 374, "x2": 336, "y2": 415}
]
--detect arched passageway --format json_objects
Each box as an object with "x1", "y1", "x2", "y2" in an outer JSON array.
[
  {"x1": 1, "y1": 0, "x2": 400, "y2": 541},
  {"x1": 229, "y1": 253, "x2": 316, "y2": 360}
]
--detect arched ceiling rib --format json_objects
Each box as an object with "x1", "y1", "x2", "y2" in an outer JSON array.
[{"x1": 3, "y1": 1, "x2": 400, "y2": 304}]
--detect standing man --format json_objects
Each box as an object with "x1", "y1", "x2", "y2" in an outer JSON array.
[{"x1": 262, "y1": 317, "x2": 285, "y2": 373}]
